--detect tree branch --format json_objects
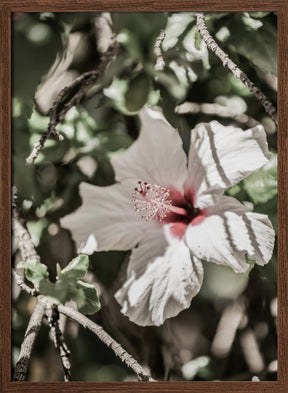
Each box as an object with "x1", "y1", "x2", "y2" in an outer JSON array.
[
  {"x1": 195, "y1": 12, "x2": 277, "y2": 126},
  {"x1": 13, "y1": 193, "x2": 155, "y2": 382},
  {"x1": 12, "y1": 269, "x2": 38, "y2": 297},
  {"x1": 13, "y1": 300, "x2": 46, "y2": 381},
  {"x1": 57, "y1": 303, "x2": 155, "y2": 382},
  {"x1": 26, "y1": 44, "x2": 116, "y2": 166},
  {"x1": 13, "y1": 191, "x2": 44, "y2": 381},
  {"x1": 46, "y1": 305, "x2": 72, "y2": 381},
  {"x1": 154, "y1": 30, "x2": 166, "y2": 71},
  {"x1": 13, "y1": 270, "x2": 155, "y2": 382},
  {"x1": 12, "y1": 190, "x2": 41, "y2": 268}
]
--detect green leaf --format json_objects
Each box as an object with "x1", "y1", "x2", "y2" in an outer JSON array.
[
  {"x1": 125, "y1": 73, "x2": 150, "y2": 112},
  {"x1": 76, "y1": 280, "x2": 101, "y2": 314},
  {"x1": 17, "y1": 259, "x2": 49, "y2": 284},
  {"x1": 147, "y1": 89, "x2": 161, "y2": 106},
  {"x1": 116, "y1": 29, "x2": 143, "y2": 61},
  {"x1": 38, "y1": 277, "x2": 83, "y2": 305},
  {"x1": 98, "y1": 132, "x2": 132, "y2": 154},
  {"x1": 243, "y1": 153, "x2": 277, "y2": 204},
  {"x1": 26, "y1": 219, "x2": 47, "y2": 247},
  {"x1": 38, "y1": 279, "x2": 62, "y2": 304},
  {"x1": 226, "y1": 184, "x2": 242, "y2": 197},
  {"x1": 37, "y1": 137, "x2": 69, "y2": 164},
  {"x1": 12, "y1": 14, "x2": 61, "y2": 118},
  {"x1": 103, "y1": 79, "x2": 129, "y2": 114},
  {"x1": 163, "y1": 15, "x2": 210, "y2": 84},
  {"x1": 247, "y1": 11, "x2": 271, "y2": 19},
  {"x1": 58, "y1": 254, "x2": 89, "y2": 281},
  {"x1": 112, "y1": 13, "x2": 167, "y2": 41},
  {"x1": 157, "y1": 70, "x2": 187, "y2": 100},
  {"x1": 254, "y1": 195, "x2": 277, "y2": 234},
  {"x1": 194, "y1": 28, "x2": 202, "y2": 50},
  {"x1": 63, "y1": 283, "x2": 86, "y2": 306},
  {"x1": 39, "y1": 276, "x2": 100, "y2": 315},
  {"x1": 201, "y1": 263, "x2": 249, "y2": 301},
  {"x1": 227, "y1": 14, "x2": 277, "y2": 75},
  {"x1": 102, "y1": 53, "x2": 134, "y2": 85},
  {"x1": 162, "y1": 12, "x2": 195, "y2": 51},
  {"x1": 112, "y1": 13, "x2": 167, "y2": 62},
  {"x1": 104, "y1": 78, "x2": 150, "y2": 115},
  {"x1": 242, "y1": 13, "x2": 264, "y2": 30},
  {"x1": 158, "y1": 87, "x2": 178, "y2": 127},
  {"x1": 182, "y1": 25, "x2": 210, "y2": 71},
  {"x1": 13, "y1": 155, "x2": 41, "y2": 205},
  {"x1": 182, "y1": 356, "x2": 211, "y2": 380},
  {"x1": 19, "y1": 254, "x2": 99, "y2": 314}
]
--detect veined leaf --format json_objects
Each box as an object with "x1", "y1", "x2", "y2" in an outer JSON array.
[
  {"x1": 58, "y1": 254, "x2": 89, "y2": 280},
  {"x1": 17, "y1": 259, "x2": 49, "y2": 284},
  {"x1": 76, "y1": 280, "x2": 101, "y2": 314},
  {"x1": 35, "y1": 254, "x2": 101, "y2": 314}
]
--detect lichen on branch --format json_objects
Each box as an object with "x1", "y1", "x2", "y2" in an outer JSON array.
[
  {"x1": 26, "y1": 44, "x2": 117, "y2": 166},
  {"x1": 12, "y1": 192, "x2": 154, "y2": 382}
]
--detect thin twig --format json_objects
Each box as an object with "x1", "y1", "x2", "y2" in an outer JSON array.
[
  {"x1": 13, "y1": 198, "x2": 154, "y2": 381},
  {"x1": 12, "y1": 269, "x2": 38, "y2": 297},
  {"x1": 154, "y1": 30, "x2": 166, "y2": 71},
  {"x1": 195, "y1": 12, "x2": 277, "y2": 125},
  {"x1": 13, "y1": 191, "x2": 155, "y2": 382},
  {"x1": 57, "y1": 303, "x2": 155, "y2": 382},
  {"x1": 12, "y1": 190, "x2": 41, "y2": 265},
  {"x1": 26, "y1": 44, "x2": 116, "y2": 166},
  {"x1": 46, "y1": 305, "x2": 72, "y2": 381},
  {"x1": 12, "y1": 191, "x2": 40, "y2": 296},
  {"x1": 14, "y1": 271, "x2": 155, "y2": 382},
  {"x1": 13, "y1": 300, "x2": 46, "y2": 381},
  {"x1": 13, "y1": 191, "x2": 43, "y2": 381}
]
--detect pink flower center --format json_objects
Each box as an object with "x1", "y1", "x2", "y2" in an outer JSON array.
[
  {"x1": 132, "y1": 181, "x2": 206, "y2": 238},
  {"x1": 132, "y1": 181, "x2": 187, "y2": 222}
]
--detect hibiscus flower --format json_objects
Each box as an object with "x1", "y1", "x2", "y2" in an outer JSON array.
[{"x1": 61, "y1": 108, "x2": 275, "y2": 326}]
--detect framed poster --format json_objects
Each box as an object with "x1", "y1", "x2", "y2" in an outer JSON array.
[{"x1": 1, "y1": 1, "x2": 287, "y2": 392}]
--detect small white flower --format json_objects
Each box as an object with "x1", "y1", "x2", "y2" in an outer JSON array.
[{"x1": 61, "y1": 108, "x2": 275, "y2": 327}]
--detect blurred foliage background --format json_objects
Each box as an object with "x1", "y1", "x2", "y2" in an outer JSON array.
[{"x1": 12, "y1": 11, "x2": 277, "y2": 381}]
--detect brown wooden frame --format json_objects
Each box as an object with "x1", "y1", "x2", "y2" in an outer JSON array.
[{"x1": 1, "y1": 1, "x2": 287, "y2": 392}]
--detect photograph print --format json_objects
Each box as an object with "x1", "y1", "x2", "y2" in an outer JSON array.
[{"x1": 12, "y1": 11, "x2": 277, "y2": 382}]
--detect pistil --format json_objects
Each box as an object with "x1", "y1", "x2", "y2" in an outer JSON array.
[{"x1": 132, "y1": 181, "x2": 188, "y2": 222}]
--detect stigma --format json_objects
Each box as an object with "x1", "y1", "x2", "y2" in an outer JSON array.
[{"x1": 132, "y1": 181, "x2": 187, "y2": 222}]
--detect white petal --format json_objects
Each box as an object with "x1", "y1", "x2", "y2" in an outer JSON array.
[
  {"x1": 79, "y1": 233, "x2": 98, "y2": 254},
  {"x1": 60, "y1": 181, "x2": 156, "y2": 253},
  {"x1": 115, "y1": 228, "x2": 203, "y2": 326},
  {"x1": 185, "y1": 121, "x2": 270, "y2": 208},
  {"x1": 185, "y1": 196, "x2": 275, "y2": 273},
  {"x1": 111, "y1": 107, "x2": 188, "y2": 190}
]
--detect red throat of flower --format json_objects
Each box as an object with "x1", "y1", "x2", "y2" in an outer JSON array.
[{"x1": 131, "y1": 181, "x2": 206, "y2": 238}]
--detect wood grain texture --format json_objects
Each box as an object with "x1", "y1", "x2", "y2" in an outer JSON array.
[
  {"x1": 0, "y1": 3, "x2": 12, "y2": 392},
  {"x1": 1, "y1": 1, "x2": 287, "y2": 392}
]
